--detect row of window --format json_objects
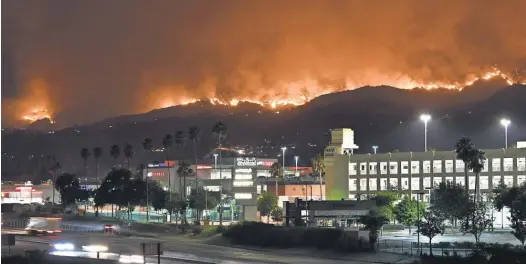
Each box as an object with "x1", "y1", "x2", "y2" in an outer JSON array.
[
  {"x1": 349, "y1": 157, "x2": 526, "y2": 175},
  {"x1": 349, "y1": 175, "x2": 526, "y2": 192}
]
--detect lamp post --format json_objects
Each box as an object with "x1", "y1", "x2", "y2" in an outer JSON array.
[
  {"x1": 420, "y1": 114, "x2": 431, "y2": 152},
  {"x1": 372, "y1": 145, "x2": 378, "y2": 154},
  {"x1": 294, "y1": 156, "x2": 299, "y2": 177},
  {"x1": 500, "y1": 119, "x2": 511, "y2": 148},
  {"x1": 281, "y1": 147, "x2": 287, "y2": 175},
  {"x1": 417, "y1": 192, "x2": 425, "y2": 255}
]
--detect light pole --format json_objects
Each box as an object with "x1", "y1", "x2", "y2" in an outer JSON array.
[
  {"x1": 213, "y1": 153, "x2": 218, "y2": 178},
  {"x1": 500, "y1": 119, "x2": 511, "y2": 148},
  {"x1": 294, "y1": 156, "x2": 299, "y2": 177},
  {"x1": 420, "y1": 114, "x2": 431, "y2": 152},
  {"x1": 280, "y1": 147, "x2": 287, "y2": 196},
  {"x1": 417, "y1": 192, "x2": 425, "y2": 255},
  {"x1": 372, "y1": 145, "x2": 378, "y2": 154}
]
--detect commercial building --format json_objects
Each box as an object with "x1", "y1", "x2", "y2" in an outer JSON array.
[
  {"x1": 1, "y1": 181, "x2": 58, "y2": 204},
  {"x1": 324, "y1": 128, "x2": 526, "y2": 228}
]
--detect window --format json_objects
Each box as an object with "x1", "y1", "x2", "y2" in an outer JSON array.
[
  {"x1": 423, "y1": 177, "x2": 431, "y2": 190},
  {"x1": 389, "y1": 178, "x2": 398, "y2": 190},
  {"x1": 256, "y1": 185, "x2": 262, "y2": 194},
  {"x1": 349, "y1": 179, "x2": 357, "y2": 191},
  {"x1": 504, "y1": 176, "x2": 514, "y2": 187},
  {"x1": 360, "y1": 163, "x2": 367, "y2": 175},
  {"x1": 492, "y1": 158, "x2": 501, "y2": 172},
  {"x1": 234, "y1": 193, "x2": 252, "y2": 199},
  {"x1": 380, "y1": 162, "x2": 388, "y2": 174},
  {"x1": 411, "y1": 161, "x2": 420, "y2": 174},
  {"x1": 445, "y1": 160, "x2": 454, "y2": 173},
  {"x1": 456, "y1": 160, "x2": 465, "y2": 173},
  {"x1": 401, "y1": 161, "x2": 409, "y2": 174},
  {"x1": 233, "y1": 181, "x2": 253, "y2": 187},
  {"x1": 480, "y1": 176, "x2": 489, "y2": 190},
  {"x1": 389, "y1": 162, "x2": 398, "y2": 174},
  {"x1": 370, "y1": 163, "x2": 378, "y2": 175},
  {"x1": 411, "y1": 178, "x2": 420, "y2": 190},
  {"x1": 469, "y1": 176, "x2": 476, "y2": 190},
  {"x1": 433, "y1": 160, "x2": 442, "y2": 173},
  {"x1": 369, "y1": 179, "x2": 377, "y2": 191},
  {"x1": 456, "y1": 176, "x2": 465, "y2": 187},
  {"x1": 445, "y1": 176, "x2": 454, "y2": 184},
  {"x1": 432, "y1": 177, "x2": 441, "y2": 188},
  {"x1": 518, "y1": 175, "x2": 526, "y2": 186},
  {"x1": 492, "y1": 176, "x2": 502, "y2": 188},
  {"x1": 380, "y1": 178, "x2": 388, "y2": 190},
  {"x1": 423, "y1": 161, "x2": 431, "y2": 173},
  {"x1": 401, "y1": 178, "x2": 409, "y2": 190},
  {"x1": 504, "y1": 158, "x2": 514, "y2": 171},
  {"x1": 518, "y1": 158, "x2": 526, "y2": 172},
  {"x1": 360, "y1": 179, "x2": 367, "y2": 191},
  {"x1": 349, "y1": 163, "x2": 357, "y2": 175}
]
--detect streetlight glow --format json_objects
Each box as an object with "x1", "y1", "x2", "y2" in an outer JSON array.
[
  {"x1": 372, "y1": 145, "x2": 378, "y2": 154},
  {"x1": 500, "y1": 118, "x2": 511, "y2": 127},
  {"x1": 500, "y1": 118, "x2": 511, "y2": 148},
  {"x1": 294, "y1": 156, "x2": 299, "y2": 177},
  {"x1": 420, "y1": 114, "x2": 431, "y2": 151}
]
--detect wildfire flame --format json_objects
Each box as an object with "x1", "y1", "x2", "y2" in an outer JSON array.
[{"x1": 22, "y1": 109, "x2": 55, "y2": 124}]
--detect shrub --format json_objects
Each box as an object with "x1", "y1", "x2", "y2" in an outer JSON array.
[{"x1": 191, "y1": 226, "x2": 203, "y2": 235}]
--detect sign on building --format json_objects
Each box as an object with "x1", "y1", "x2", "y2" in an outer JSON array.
[{"x1": 236, "y1": 157, "x2": 257, "y2": 167}]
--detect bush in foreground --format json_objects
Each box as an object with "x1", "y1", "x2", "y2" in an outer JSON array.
[{"x1": 420, "y1": 243, "x2": 526, "y2": 264}]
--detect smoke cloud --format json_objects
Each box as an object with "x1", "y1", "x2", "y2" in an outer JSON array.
[{"x1": 3, "y1": 0, "x2": 526, "y2": 126}]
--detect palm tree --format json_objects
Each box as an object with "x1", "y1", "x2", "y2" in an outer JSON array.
[
  {"x1": 123, "y1": 143, "x2": 134, "y2": 169},
  {"x1": 47, "y1": 155, "x2": 61, "y2": 204},
  {"x1": 142, "y1": 138, "x2": 153, "y2": 222},
  {"x1": 212, "y1": 121, "x2": 227, "y2": 226},
  {"x1": 177, "y1": 160, "x2": 193, "y2": 224},
  {"x1": 174, "y1": 131, "x2": 185, "y2": 191},
  {"x1": 270, "y1": 162, "x2": 283, "y2": 196},
  {"x1": 189, "y1": 126, "x2": 201, "y2": 190},
  {"x1": 80, "y1": 148, "x2": 91, "y2": 187},
  {"x1": 162, "y1": 134, "x2": 173, "y2": 199},
  {"x1": 110, "y1": 144, "x2": 121, "y2": 167},
  {"x1": 455, "y1": 137, "x2": 476, "y2": 192},
  {"x1": 468, "y1": 149, "x2": 486, "y2": 203},
  {"x1": 311, "y1": 153, "x2": 325, "y2": 200},
  {"x1": 93, "y1": 147, "x2": 103, "y2": 183}
]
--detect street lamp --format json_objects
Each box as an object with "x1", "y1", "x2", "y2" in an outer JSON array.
[
  {"x1": 420, "y1": 114, "x2": 431, "y2": 152},
  {"x1": 372, "y1": 145, "x2": 378, "y2": 154},
  {"x1": 417, "y1": 192, "x2": 425, "y2": 255},
  {"x1": 294, "y1": 156, "x2": 299, "y2": 177},
  {"x1": 500, "y1": 118, "x2": 511, "y2": 148}
]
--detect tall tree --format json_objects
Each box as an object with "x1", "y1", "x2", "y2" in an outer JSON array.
[
  {"x1": 270, "y1": 162, "x2": 283, "y2": 196},
  {"x1": 80, "y1": 148, "x2": 91, "y2": 185},
  {"x1": 455, "y1": 137, "x2": 476, "y2": 192},
  {"x1": 460, "y1": 201, "x2": 493, "y2": 243},
  {"x1": 432, "y1": 182, "x2": 471, "y2": 226},
  {"x1": 257, "y1": 191, "x2": 278, "y2": 223},
  {"x1": 311, "y1": 153, "x2": 325, "y2": 200},
  {"x1": 142, "y1": 138, "x2": 153, "y2": 222},
  {"x1": 47, "y1": 155, "x2": 61, "y2": 204},
  {"x1": 188, "y1": 126, "x2": 201, "y2": 191},
  {"x1": 416, "y1": 207, "x2": 446, "y2": 256},
  {"x1": 162, "y1": 134, "x2": 173, "y2": 199},
  {"x1": 509, "y1": 193, "x2": 526, "y2": 247},
  {"x1": 359, "y1": 210, "x2": 389, "y2": 250},
  {"x1": 165, "y1": 192, "x2": 187, "y2": 225},
  {"x1": 54, "y1": 173, "x2": 81, "y2": 207},
  {"x1": 188, "y1": 187, "x2": 219, "y2": 223},
  {"x1": 395, "y1": 197, "x2": 426, "y2": 235},
  {"x1": 110, "y1": 144, "x2": 121, "y2": 167},
  {"x1": 123, "y1": 143, "x2": 134, "y2": 169},
  {"x1": 468, "y1": 149, "x2": 486, "y2": 202},
  {"x1": 212, "y1": 121, "x2": 227, "y2": 226},
  {"x1": 93, "y1": 147, "x2": 103, "y2": 183},
  {"x1": 177, "y1": 160, "x2": 193, "y2": 223},
  {"x1": 174, "y1": 131, "x2": 185, "y2": 195}
]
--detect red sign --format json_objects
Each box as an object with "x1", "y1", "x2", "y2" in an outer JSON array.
[
  {"x1": 165, "y1": 161, "x2": 176, "y2": 167},
  {"x1": 257, "y1": 161, "x2": 274, "y2": 167}
]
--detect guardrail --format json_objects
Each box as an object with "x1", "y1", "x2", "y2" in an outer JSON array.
[
  {"x1": 377, "y1": 239, "x2": 474, "y2": 257},
  {"x1": 2, "y1": 220, "x2": 105, "y2": 233}
]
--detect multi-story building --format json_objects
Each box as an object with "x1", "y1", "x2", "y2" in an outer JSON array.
[{"x1": 324, "y1": 128, "x2": 526, "y2": 227}]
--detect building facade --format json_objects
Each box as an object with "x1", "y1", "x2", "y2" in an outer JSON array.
[{"x1": 324, "y1": 128, "x2": 526, "y2": 228}]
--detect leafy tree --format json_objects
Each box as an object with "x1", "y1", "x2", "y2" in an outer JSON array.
[
  {"x1": 188, "y1": 187, "x2": 219, "y2": 223},
  {"x1": 416, "y1": 207, "x2": 446, "y2": 256},
  {"x1": 460, "y1": 201, "x2": 493, "y2": 243},
  {"x1": 509, "y1": 193, "x2": 526, "y2": 246},
  {"x1": 123, "y1": 143, "x2": 134, "y2": 169},
  {"x1": 165, "y1": 192, "x2": 187, "y2": 224},
  {"x1": 395, "y1": 197, "x2": 426, "y2": 235},
  {"x1": 257, "y1": 191, "x2": 278, "y2": 223},
  {"x1": 177, "y1": 160, "x2": 192, "y2": 222},
  {"x1": 94, "y1": 168, "x2": 135, "y2": 217},
  {"x1": 311, "y1": 153, "x2": 325, "y2": 199},
  {"x1": 372, "y1": 190, "x2": 401, "y2": 223},
  {"x1": 54, "y1": 173, "x2": 82, "y2": 206},
  {"x1": 93, "y1": 147, "x2": 103, "y2": 182},
  {"x1": 271, "y1": 206, "x2": 284, "y2": 223},
  {"x1": 455, "y1": 136, "x2": 476, "y2": 192},
  {"x1": 359, "y1": 210, "x2": 389, "y2": 249},
  {"x1": 432, "y1": 182, "x2": 471, "y2": 226},
  {"x1": 212, "y1": 120, "x2": 227, "y2": 226},
  {"x1": 47, "y1": 155, "x2": 61, "y2": 204},
  {"x1": 148, "y1": 181, "x2": 166, "y2": 211},
  {"x1": 493, "y1": 182, "x2": 526, "y2": 211},
  {"x1": 142, "y1": 138, "x2": 154, "y2": 221},
  {"x1": 110, "y1": 144, "x2": 121, "y2": 167}
]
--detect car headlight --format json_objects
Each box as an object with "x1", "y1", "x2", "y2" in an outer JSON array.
[
  {"x1": 82, "y1": 245, "x2": 109, "y2": 252},
  {"x1": 54, "y1": 243, "x2": 75, "y2": 251}
]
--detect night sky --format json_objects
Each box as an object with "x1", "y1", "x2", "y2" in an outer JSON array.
[{"x1": 2, "y1": 0, "x2": 526, "y2": 127}]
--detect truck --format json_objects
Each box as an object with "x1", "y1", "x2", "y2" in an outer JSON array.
[{"x1": 25, "y1": 217, "x2": 62, "y2": 236}]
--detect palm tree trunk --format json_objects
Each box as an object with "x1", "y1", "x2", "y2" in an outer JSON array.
[
  {"x1": 474, "y1": 172, "x2": 480, "y2": 203},
  {"x1": 193, "y1": 139, "x2": 198, "y2": 223},
  {"x1": 219, "y1": 138, "x2": 223, "y2": 226},
  {"x1": 166, "y1": 153, "x2": 171, "y2": 201},
  {"x1": 318, "y1": 170, "x2": 323, "y2": 200},
  {"x1": 146, "y1": 166, "x2": 149, "y2": 222},
  {"x1": 464, "y1": 164, "x2": 469, "y2": 192}
]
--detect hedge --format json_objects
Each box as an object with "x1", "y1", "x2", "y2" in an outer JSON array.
[
  {"x1": 420, "y1": 243, "x2": 526, "y2": 264},
  {"x1": 222, "y1": 221, "x2": 372, "y2": 253}
]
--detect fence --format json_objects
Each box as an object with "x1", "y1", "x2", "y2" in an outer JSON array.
[{"x1": 377, "y1": 238, "x2": 474, "y2": 257}]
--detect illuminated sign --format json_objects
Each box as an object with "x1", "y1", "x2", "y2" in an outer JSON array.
[
  {"x1": 236, "y1": 157, "x2": 257, "y2": 167},
  {"x1": 235, "y1": 168, "x2": 252, "y2": 173},
  {"x1": 257, "y1": 161, "x2": 274, "y2": 167},
  {"x1": 197, "y1": 165, "x2": 212, "y2": 170}
]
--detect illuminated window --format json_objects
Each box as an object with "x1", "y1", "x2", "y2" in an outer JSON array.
[
  {"x1": 401, "y1": 161, "x2": 409, "y2": 174},
  {"x1": 492, "y1": 176, "x2": 502, "y2": 188},
  {"x1": 456, "y1": 176, "x2": 464, "y2": 186},
  {"x1": 411, "y1": 161, "x2": 419, "y2": 174},
  {"x1": 456, "y1": 160, "x2": 465, "y2": 173},
  {"x1": 360, "y1": 179, "x2": 367, "y2": 191},
  {"x1": 480, "y1": 176, "x2": 489, "y2": 190},
  {"x1": 360, "y1": 163, "x2": 367, "y2": 175},
  {"x1": 503, "y1": 158, "x2": 514, "y2": 171},
  {"x1": 349, "y1": 163, "x2": 357, "y2": 175},
  {"x1": 234, "y1": 193, "x2": 252, "y2": 200},
  {"x1": 389, "y1": 162, "x2": 398, "y2": 174},
  {"x1": 518, "y1": 158, "x2": 526, "y2": 172},
  {"x1": 433, "y1": 160, "x2": 442, "y2": 173},
  {"x1": 423, "y1": 161, "x2": 431, "y2": 173},
  {"x1": 380, "y1": 162, "x2": 388, "y2": 174},
  {"x1": 518, "y1": 176, "x2": 526, "y2": 186},
  {"x1": 349, "y1": 179, "x2": 357, "y2": 191},
  {"x1": 411, "y1": 178, "x2": 420, "y2": 190},
  {"x1": 504, "y1": 176, "x2": 514, "y2": 187},
  {"x1": 380, "y1": 178, "x2": 387, "y2": 190},
  {"x1": 233, "y1": 181, "x2": 253, "y2": 187},
  {"x1": 492, "y1": 159, "x2": 501, "y2": 172},
  {"x1": 401, "y1": 178, "x2": 409, "y2": 190},
  {"x1": 369, "y1": 163, "x2": 378, "y2": 175},
  {"x1": 389, "y1": 178, "x2": 398, "y2": 189},
  {"x1": 369, "y1": 179, "x2": 377, "y2": 191}
]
